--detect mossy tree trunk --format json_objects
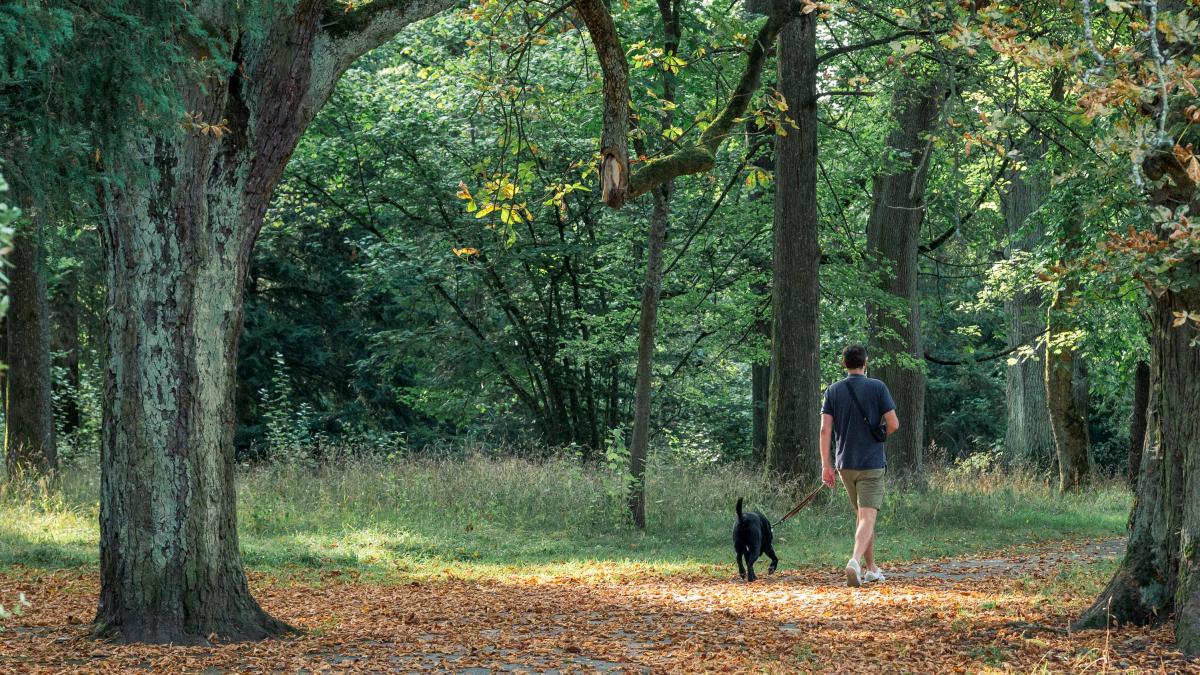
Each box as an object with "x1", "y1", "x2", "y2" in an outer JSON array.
[
  {"x1": 764, "y1": 7, "x2": 820, "y2": 484},
  {"x1": 1076, "y1": 287, "x2": 1200, "y2": 640},
  {"x1": 865, "y1": 80, "x2": 942, "y2": 478},
  {"x1": 1046, "y1": 281, "x2": 1091, "y2": 492},
  {"x1": 4, "y1": 217, "x2": 56, "y2": 477},
  {"x1": 91, "y1": 0, "x2": 456, "y2": 644}
]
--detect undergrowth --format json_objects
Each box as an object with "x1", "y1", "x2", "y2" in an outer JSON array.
[{"x1": 0, "y1": 452, "x2": 1130, "y2": 581}]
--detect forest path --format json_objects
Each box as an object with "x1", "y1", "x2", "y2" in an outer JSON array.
[{"x1": 0, "y1": 538, "x2": 1193, "y2": 673}]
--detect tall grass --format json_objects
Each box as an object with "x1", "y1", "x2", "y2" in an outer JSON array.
[{"x1": 0, "y1": 454, "x2": 1131, "y2": 580}]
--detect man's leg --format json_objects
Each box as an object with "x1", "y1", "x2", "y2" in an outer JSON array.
[{"x1": 851, "y1": 507, "x2": 877, "y2": 564}]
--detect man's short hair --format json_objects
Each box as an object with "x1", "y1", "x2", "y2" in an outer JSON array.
[{"x1": 842, "y1": 344, "x2": 867, "y2": 369}]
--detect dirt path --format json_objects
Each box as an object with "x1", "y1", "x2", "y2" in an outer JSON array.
[
  {"x1": 0, "y1": 539, "x2": 1193, "y2": 673},
  {"x1": 891, "y1": 538, "x2": 1126, "y2": 581}
]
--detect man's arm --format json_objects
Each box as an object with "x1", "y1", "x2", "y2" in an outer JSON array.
[
  {"x1": 883, "y1": 410, "x2": 900, "y2": 435},
  {"x1": 820, "y1": 413, "x2": 836, "y2": 487}
]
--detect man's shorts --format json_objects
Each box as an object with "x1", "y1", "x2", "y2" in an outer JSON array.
[{"x1": 839, "y1": 468, "x2": 886, "y2": 511}]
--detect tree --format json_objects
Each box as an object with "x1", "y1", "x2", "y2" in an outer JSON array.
[
  {"x1": 1045, "y1": 206, "x2": 1092, "y2": 492},
  {"x1": 1001, "y1": 127, "x2": 1055, "y2": 469},
  {"x1": 1043, "y1": 0, "x2": 1200, "y2": 654},
  {"x1": 4, "y1": 213, "x2": 56, "y2": 476},
  {"x1": 48, "y1": 0, "x2": 457, "y2": 644},
  {"x1": 865, "y1": 77, "x2": 943, "y2": 477},
  {"x1": 764, "y1": 3, "x2": 820, "y2": 483}
]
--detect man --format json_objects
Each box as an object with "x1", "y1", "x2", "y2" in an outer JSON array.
[{"x1": 819, "y1": 344, "x2": 900, "y2": 588}]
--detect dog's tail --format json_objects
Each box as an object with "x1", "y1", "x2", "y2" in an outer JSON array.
[{"x1": 735, "y1": 497, "x2": 743, "y2": 518}]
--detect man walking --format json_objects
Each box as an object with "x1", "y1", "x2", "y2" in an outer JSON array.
[{"x1": 819, "y1": 344, "x2": 900, "y2": 587}]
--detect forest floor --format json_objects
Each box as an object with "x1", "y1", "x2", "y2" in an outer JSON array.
[{"x1": 1, "y1": 538, "x2": 1195, "y2": 673}]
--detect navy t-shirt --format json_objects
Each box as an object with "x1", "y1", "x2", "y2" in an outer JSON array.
[{"x1": 821, "y1": 374, "x2": 896, "y2": 470}]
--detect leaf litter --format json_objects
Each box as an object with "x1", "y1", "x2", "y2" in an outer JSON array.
[{"x1": 0, "y1": 539, "x2": 1194, "y2": 673}]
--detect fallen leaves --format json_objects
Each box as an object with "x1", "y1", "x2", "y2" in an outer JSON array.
[{"x1": 0, "y1": 540, "x2": 1194, "y2": 673}]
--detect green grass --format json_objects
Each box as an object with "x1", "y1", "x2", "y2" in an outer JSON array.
[{"x1": 0, "y1": 456, "x2": 1131, "y2": 581}]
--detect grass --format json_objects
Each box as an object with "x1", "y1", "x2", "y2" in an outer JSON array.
[{"x1": 0, "y1": 455, "x2": 1131, "y2": 581}]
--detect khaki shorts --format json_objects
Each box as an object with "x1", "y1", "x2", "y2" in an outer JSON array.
[{"x1": 839, "y1": 468, "x2": 886, "y2": 511}]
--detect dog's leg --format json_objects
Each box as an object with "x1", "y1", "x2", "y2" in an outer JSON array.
[
  {"x1": 764, "y1": 542, "x2": 779, "y2": 574},
  {"x1": 736, "y1": 551, "x2": 746, "y2": 580},
  {"x1": 746, "y1": 545, "x2": 760, "y2": 582}
]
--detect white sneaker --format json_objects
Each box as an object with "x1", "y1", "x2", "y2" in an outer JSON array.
[
  {"x1": 845, "y1": 558, "x2": 862, "y2": 587},
  {"x1": 863, "y1": 568, "x2": 886, "y2": 583}
]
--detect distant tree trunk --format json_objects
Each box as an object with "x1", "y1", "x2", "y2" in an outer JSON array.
[
  {"x1": 865, "y1": 80, "x2": 942, "y2": 478},
  {"x1": 1001, "y1": 148, "x2": 1054, "y2": 469},
  {"x1": 52, "y1": 260, "x2": 82, "y2": 443},
  {"x1": 4, "y1": 220, "x2": 56, "y2": 476},
  {"x1": 89, "y1": 1, "x2": 455, "y2": 644},
  {"x1": 751, "y1": 317, "x2": 770, "y2": 463},
  {"x1": 1128, "y1": 360, "x2": 1150, "y2": 488},
  {"x1": 627, "y1": 189, "x2": 669, "y2": 529},
  {"x1": 626, "y1": 0, "x2": 681, "y2": 529},
  {"x1": 765, "y1": 7, "x2": 820, "y2": 483},
  {"x1": 1046, "y1": 281, "x2": 1091, "y2": 492}
]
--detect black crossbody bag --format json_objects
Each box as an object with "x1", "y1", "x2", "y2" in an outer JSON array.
[{"x1": 843, "y1": 378, "x2": 888, "y2": 442}]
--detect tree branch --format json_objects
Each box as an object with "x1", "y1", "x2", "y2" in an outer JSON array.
[
  {"x1": 624, "y1": 11, "x2": 790, "y2": 203},
  {"x1": 814, "y1": 29, "x2": 928, "y2": 65},
  {"x1": 573, "y1": 0, "x2": 633, "y2": 207},
  {"x1": 316, "y1": 0, "x2": 460, "y2": 83},
  {"x1": 924, "y1": 328, "x2": 1048, "y2": 366},
  {"x1": 919, "y1": 156, "x2": 1009, "y2": 253}
]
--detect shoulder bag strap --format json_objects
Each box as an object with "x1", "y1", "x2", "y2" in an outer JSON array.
[{"x1": 843, "y1": 378, "x2": 877, "y2": 428}]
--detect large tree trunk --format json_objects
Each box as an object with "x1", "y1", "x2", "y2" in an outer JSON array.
[
  {"x1": 865, "y1": 80, "x2": 942, "y2": 477},
  {"x1": 1045, "y1": 279, "x2": 1091, "y2": 492},
  {"x1": 1076, "y1": 287, "x2": 1199, "y2": 637},
  {"x1": 1129, "y1": 360, "x2": 1150, "y2": 488},
  {"x1": 764, "y1": 8, "x2": 820, "y2": 483},
  {"x1": 1001, "y1": 152, "x2": 1054, "y2": 468},
  {"x1": 4, "y1": 220, "x2": 56, "y2": 476},
  {"x1": 1078, "y1": 2, "x2": 1200, "y2": 652},
  {"x1": 90, "y1": 1, "x2": 455, "y2": 644}
]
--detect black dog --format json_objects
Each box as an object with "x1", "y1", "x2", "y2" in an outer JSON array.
[{"x1": 733, "y1": 497, "x2": 778, "y2": 582}]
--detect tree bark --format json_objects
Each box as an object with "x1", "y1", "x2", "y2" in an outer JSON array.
[
  {"x1": 764, "y1": 7, "x2": 820, "y2": 483},
  {"x1": 1129, "y1": 360, "x2": 1150, "y2": 488},
  {"x1": 865, "y1": 80, "x2": 942, "y2": 477},
  {"x1": 91, "y1": 0, "x2": 456, "y2": 644},
  {"x1": 1046, "y1": 279, "x2": 1091, "y2": 492},
  {"x1": 4, "y1": 219, "x2": 56, "y2": 476},
  {"x1": 1001, "y1": 147, "x2": 1054, "y2": 469}
]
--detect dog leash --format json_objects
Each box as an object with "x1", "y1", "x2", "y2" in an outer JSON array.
[{"x1": 772, "y1": 484, "x2": 826, "y2": 527}]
